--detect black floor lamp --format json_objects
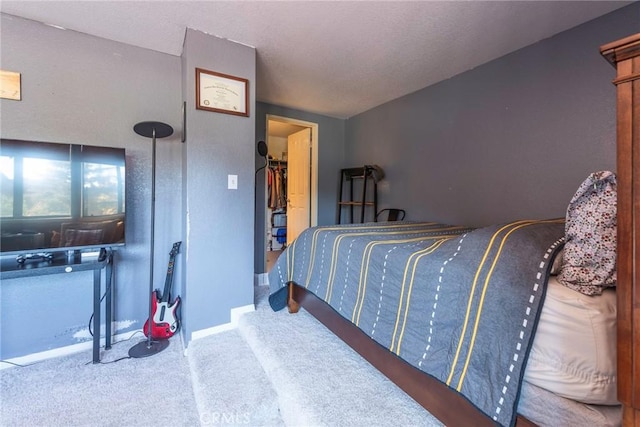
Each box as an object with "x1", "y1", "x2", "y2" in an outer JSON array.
[
  {"x1": 129, "y1": 121, "x2": 174, "y2": 359},
  {"x1": 255, "y1": 140, "x2": 269, "y2": 261},
  {"x1": 255, "y1": 140, "x2": 269, "y2": 227},
  {"x1": 256, "y1": 140, "x2": 269, "y2": 173}
]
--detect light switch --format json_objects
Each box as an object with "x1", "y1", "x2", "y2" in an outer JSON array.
[{"x1": 228, "y1": 174, "x2": 238, "y2": 189}]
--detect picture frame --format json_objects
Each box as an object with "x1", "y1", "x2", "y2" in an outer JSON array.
[
  {"x1": 0, "y1": 70, "x2": 21, "y2": 101},
  {"x1": 196, "y1": 68, "x2": 249, "y2": 117}
]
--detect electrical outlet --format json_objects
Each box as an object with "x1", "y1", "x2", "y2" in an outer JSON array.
[{"x1": 228, "y1": 174, "x2": 238, "y2": 189}]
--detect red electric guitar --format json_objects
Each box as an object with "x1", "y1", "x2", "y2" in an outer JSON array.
[{"x1": 144, "y1": 241, "x2": 181, "y2": 340}]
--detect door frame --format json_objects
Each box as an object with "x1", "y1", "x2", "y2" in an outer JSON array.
[{"x1": 265, "y1": 115, "x2": 318, "y2": 258}]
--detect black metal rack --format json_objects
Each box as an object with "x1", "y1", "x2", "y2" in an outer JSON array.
[{"x1": 337, "y1": 166, "x2": 379, "y2": 224}]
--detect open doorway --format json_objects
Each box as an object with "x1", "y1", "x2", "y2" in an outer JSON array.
[{"x1": 265, "y1": 115, "x2": 318, "y2": 272}]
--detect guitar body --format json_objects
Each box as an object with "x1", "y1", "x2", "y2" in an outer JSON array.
[
  {"x1": 144, "y1": 291, "x2": 181, "y2": 339},
  {"x1": 143, "y1": 242, "x2": 182, "y2": 340}
]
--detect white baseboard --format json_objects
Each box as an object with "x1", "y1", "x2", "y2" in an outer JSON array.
[
  {"x1": 0, "y1": 329, "x2": 143, "y2": 370},
  {"x1": 231, "y1": 303, "x2": 256, "y2": 323},
  {"x1": 189, "y1": 303, "x2": 255, "y2": 342},
  {"x1": 254, "y1": 273, "x2": 269, "y2": 287}
]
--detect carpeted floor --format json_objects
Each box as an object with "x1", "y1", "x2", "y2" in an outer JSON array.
[
  {"x1": 0, "y1": 332, "x2": 200, "y2": 426},
  {"x1": 0, "y1": 285, "x2": 442, "y2": 426}
]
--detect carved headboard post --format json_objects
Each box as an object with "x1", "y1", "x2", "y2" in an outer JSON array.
[{"x1": 600, "y1": 33, "x2": 640, "y2": 427}]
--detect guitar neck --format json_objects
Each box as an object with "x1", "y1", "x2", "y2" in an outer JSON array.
[
  {"x1": 160, "y1": 242, "x2": 181, "y2": 303},
  {"x1": 161, "y1": 258, "x2": 176, "y2": 302}
]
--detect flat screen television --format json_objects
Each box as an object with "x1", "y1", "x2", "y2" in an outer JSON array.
[{"x1": 1, "y1": 139, "x2": 126, "y2": 256}]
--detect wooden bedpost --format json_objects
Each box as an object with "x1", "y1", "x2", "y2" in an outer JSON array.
[
  {"x1": 600, "y1": 33, "x2": 640, "y2": 427},
  {"x1": 287, "y1": 281, "x2": 300, "y2": 313}
]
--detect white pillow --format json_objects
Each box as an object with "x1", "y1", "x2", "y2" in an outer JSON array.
[{"x1": 524, "y1": 276, "x2": 617, "y2": 405}]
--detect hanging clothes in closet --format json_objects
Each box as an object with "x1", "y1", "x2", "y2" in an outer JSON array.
[{"x1": 268, "y1": 162, "x2": 287, "y2": 209}]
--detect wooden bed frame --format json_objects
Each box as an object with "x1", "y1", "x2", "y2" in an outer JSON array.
[
  {"x1": 284, "y1": 33, "x2": 640, "y2": 427},
  {"x1": 286, "y1": 282, "x2": 536, "y2": 426},
  {"x1": 600, "y1": 33, "x2": 640, "y2": 427}
]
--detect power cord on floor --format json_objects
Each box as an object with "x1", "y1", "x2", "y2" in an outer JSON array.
[
  {"x1": 85, "y1": 355, "x2": 131, "y2": 365},
  {"x1": 83, "y1": 330, "x2": 145, "y2": 365}
]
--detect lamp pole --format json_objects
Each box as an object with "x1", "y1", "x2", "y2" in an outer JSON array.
[{"x1": 129, "y1": 121, "x2": 174, "y2": 359}]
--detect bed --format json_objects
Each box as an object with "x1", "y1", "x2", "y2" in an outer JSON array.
[
  {"x1": 268, "y1": 217, "x2": 615, "y2": 426},
  {"x1": 267, "y1": 33, "x2": 640, "y2": 427}
]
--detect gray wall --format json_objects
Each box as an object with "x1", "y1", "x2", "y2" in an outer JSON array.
[
  {"x1": 181, "y1": 29, "x2": 256, "y2": 338},
  {"x1": 345, "y1": 3, "x2": 639, "y2": 227},
  {"x1": 0, "y1": 15, "x2": 255, "y2": 359},
  {"x1": 254, "y1": 102, "x2": 346, "y2": 272},
  {"x1": 0, "y1": 14, "x2": 182, "y2": 359}
]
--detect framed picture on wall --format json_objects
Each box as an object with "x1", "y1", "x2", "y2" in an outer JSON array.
[
  {"x1": 0, "y1": 70, "x2": 21, "y2": 100},
  {"x1": 196, "y1": 68, "x2": 249, "y2": 117}
]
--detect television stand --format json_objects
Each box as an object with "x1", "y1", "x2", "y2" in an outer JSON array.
[{"x1": 1, "y1": 248, "x2": 115, "y2": 363}]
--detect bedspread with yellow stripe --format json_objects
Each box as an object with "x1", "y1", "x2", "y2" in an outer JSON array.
[{"x1": 268, "y1": 220, "x2": 565, "y2": 427}]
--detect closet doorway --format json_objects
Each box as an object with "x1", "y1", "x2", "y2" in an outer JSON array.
[{"x1": 265, "y1": 115, "x2": 318, "y2": 271}]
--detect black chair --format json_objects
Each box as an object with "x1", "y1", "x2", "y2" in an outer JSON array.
[{"x1": 376, "y1": 208, "x2": 406, "y2": 222}]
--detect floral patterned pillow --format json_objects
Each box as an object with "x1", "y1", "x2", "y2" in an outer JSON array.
[{"x1": 557, "y1": 171, "x2": 617, "y2": 295}]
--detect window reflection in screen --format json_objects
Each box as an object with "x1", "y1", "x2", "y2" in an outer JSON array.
[
  {"x1": 83, "y1": 162, "x2": 125, "y2": 217},
  {"x1": 23, "y1": 157, "x2": 71, "y2": 217}
]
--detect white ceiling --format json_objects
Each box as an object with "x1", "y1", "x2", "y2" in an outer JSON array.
[{"x1": 0, "y1": 1, "x2": 633, "y2": 119}]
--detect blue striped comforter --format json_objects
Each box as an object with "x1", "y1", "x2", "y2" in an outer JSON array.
[{"x1": 269, "y1": 220, "x2": 565, "y2": 426}]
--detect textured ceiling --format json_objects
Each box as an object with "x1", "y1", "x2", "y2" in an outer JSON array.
[{"x1": 0, "y1": 1, "x2": 633, "y2": 119}]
